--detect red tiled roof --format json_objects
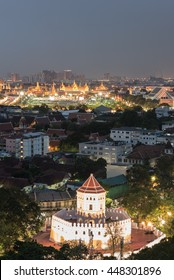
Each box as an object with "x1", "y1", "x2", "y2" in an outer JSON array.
[
  {"x1": 127, "y1": 144, "x2": 165, "y2": 160},
  {"x1": 0, "y1": 122, "x2": 13, "y2": 132},
  {"x1": 77, "y1": 174, "x2": 105, "y2": 194},
  {"x1": 47, "y1": 128, "x2": 66, "y2": 136},
  {"x1": 68, "y1": 113, "x2": 94, "y2": 122},
  {"x1": 34, "y1": 117, "x2": 50, "y2": 125}
]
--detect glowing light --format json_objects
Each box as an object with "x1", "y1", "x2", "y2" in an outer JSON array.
[
  {"x1": 167, "y1": 212, "x2": 172, "y2": 216},
  {"x1": 147, "y1": 222, "x2": 152, "y2": 227},
  {"x1": 20, "y1": 91, "x2": 24, "y2": 96},
  {"x1": 151, "y1": 176, "x2": 156, "y2": 182},
  {"x1": 49, "y1": 96, "x2": 55, "y2": 101},
  {"x1": 79, "y1": 96, "x2": 84, "y2": 101},
  {"x1": 161, "y1": 220, "x2": 165, "y2": 225}
]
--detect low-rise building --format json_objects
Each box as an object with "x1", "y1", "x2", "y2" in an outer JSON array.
[
  {"x1": 155, "y1": 106, "x2": 170, "y2": 118},
  {"x1": 120, "y1": 144, "x2": 167, "y2": 166},
  {"x1": 79, "y1": 140, "x2": 132, "y2": 164},
  {"x1": 110, "y1": 127, "x2": 144, "y2": 144},
  {"x1": 110, "y1": 127, "x2": 160, "y2": 145}
]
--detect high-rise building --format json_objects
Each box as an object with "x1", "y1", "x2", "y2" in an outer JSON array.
[{"x1": 63, "y1": 70, "x2": 72, "y2": 80}]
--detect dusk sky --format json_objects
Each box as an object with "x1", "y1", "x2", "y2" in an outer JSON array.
[{"x1": 1, "y1": 0, "x2": 174, "y2": 78}]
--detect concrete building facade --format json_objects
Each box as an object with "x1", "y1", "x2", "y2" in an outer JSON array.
[
  {"x1": 79, "y1": 140, "x2": 132, "y2": 164},
  {"x1": 6, "y1": 132, "x2": 49, "y2": 158}
]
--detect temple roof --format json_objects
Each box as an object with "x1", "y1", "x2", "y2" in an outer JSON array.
[{"x1": 77, "y1": 174, "x2": 105, "y2": 194}]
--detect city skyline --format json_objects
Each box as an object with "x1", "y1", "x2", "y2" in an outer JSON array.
[{"x1": 1, "y1": 0, "x2": 174, "y2": 78}]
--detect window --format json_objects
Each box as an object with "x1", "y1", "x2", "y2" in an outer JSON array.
[
  {"x1": 98, "y1": 232, "x2": 101, "y2": 235},
  {"x1": 75, "y1": 231, "x2": 78, "y2": 234},
  {"x1": 83, "y1": 231, "x2": 85, "y2": 235},
  {"x1": 89, "y1": 204, "x2": 93, "y2": 210}
]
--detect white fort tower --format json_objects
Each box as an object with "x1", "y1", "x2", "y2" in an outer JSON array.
[{"x1": 50, "y1": 174, "x2": 131, "y2": 249}]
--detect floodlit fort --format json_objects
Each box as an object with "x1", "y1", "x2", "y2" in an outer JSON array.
[{"x1": 50, "y1": 174, "x2": 131, "y2": 249}]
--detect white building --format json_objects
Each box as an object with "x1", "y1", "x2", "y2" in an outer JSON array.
[
  {"x1": 161, "y1": 120, "x2": 174, "y2": 131},
  {"x1": 79, "y1": 140, "x2": 132, "y2": 164},
  {"x1": 50, "y1": 174, "x2": 131, "y2": 249},
  {"x1": 155, "y1": 106, "x2": 170, "y2": 119},
  {"x1": 110, "y1": 127, "x2": 143, "y2": 144},
  {"x1": 6, "y1": 132, "x2": 49, "y2": 158},
  {"x1": 110, "y1": 127, "x2": 159, "y2": 145}
]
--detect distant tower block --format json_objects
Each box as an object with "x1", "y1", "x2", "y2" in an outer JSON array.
[{"x1": 64, "y1": 70, "x2": 72, "y2": 80}]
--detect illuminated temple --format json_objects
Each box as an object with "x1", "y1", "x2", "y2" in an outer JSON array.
[
  {"x1": 60, "y1": 81, "x2": 89, "y2": 93},
  {"x1": 92, "y1": 82, "x2": 109, "y2": 93}
]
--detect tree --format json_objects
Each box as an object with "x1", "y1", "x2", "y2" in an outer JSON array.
[
  {"x1": 1, "y1": 240, "x2": 88, "y2": 260},
  {"x1": 126, "y1": 164, "x2": 151, "y2": 189},
  {"x1": 146, "y1": 197, "x2": 174, "y2": 237},
  {"x1": 0, "y1": 188, "x2": 42, "y2": 253},
  {"x1": 1, "y1": 241, "x2": 64, "y2": 260},
  {"x1": 74, "y1": 157, "x2": 106, "y2": 180},
  {"x1": 155, "y1": 155, "x2": 174, "y2": 190},
  {"x1": 119, "y1": 109, "x2": 141, "y2": 127},
  {"x1": 105, "y1": 220, "x2": 122, "y2": 257},
  {"x1": 122, "y1": 188, "x2": 161, "y2": 224},
  {"x1": 59, "y1": 241, "x2": 88, "y2": 260},
  {"x1": 129, "y1": 236, "x2": 174, "y2": 260}
]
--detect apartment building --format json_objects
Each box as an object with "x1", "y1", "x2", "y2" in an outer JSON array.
[
  {"x1": 110, "y1": 127, "x2": 159, "y2": 145},
  {"x1": 110, "y1": 127, "x2": 142, "y2": 144},
  {"x1": 79, "y1": 140, "x2": 132, "y2": 164},
  {"x1": 6, "y1": 132, "x2": 49, "y2": 158}
]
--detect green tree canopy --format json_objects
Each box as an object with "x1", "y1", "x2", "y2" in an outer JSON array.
[
  {"x1": 74, "y1": 157, "x2": 106, "y2": 180},
  {"x1": 1, "y1": 241, "x2": 64, "y2": 260},
  {"x1": 129, "y1": 236, "x2": 174, "y2": 260},
  {"x1": 0, "y1": 188, "x2": 42, "y2": 253},
  {"x1": 122, "y1": 188, "x2": 161, "y2": 223},
  {"x1": 59, "y1": 241, "x2": 88, "y2": 260},
  {"x1": 155, "y1": 155, "x2": 174, "y2": 189},
  {"x1": 126, "y1": 164, "x2": 151, "y2": 189}
]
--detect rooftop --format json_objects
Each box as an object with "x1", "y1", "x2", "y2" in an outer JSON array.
[
  {"x1": 77, "y1": 173, "x2": 106, "y2": 194},
  {"x1": 80, "y1": 140, "x2": 126, "y2": 146},
  {"x1": 54, "y1": 207, "x2": 129, "y2": 224}
]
